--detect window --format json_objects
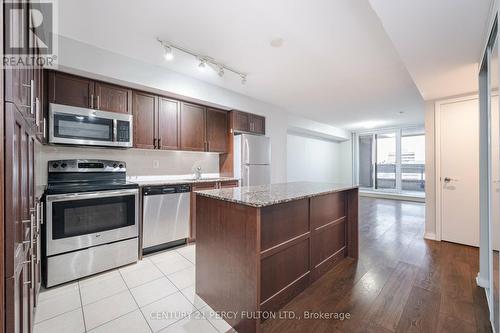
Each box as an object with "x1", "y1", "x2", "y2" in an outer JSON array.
[
  {"x1": 401, "y1": 128, "x2": 425, "y2": 193},
  {"x1": 357, "y1": 127, "x2": 425, "y2": 195},
  {"x1": 375, "y1": 132, "x2": 396, "y2": 190}
]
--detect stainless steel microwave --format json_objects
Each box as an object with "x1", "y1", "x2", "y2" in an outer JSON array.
[{"x1": 49, "y1": 103, "x2": 133, "y2": 148}]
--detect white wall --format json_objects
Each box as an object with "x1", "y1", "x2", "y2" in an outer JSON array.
[
  {"x1": 37, "y1": 145, "x2": 220, "y2": 186},
  {"x1": 286, "y1": 133, "x2": 352, "y2": 184}
]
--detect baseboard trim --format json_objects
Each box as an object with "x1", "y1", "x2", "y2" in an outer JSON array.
[
  {"x1": 359, "y1": 191, "x2": 425, "y2": 203},
  {"x1": 423, "y1": 232, "x2": 437, "y2": 241}
]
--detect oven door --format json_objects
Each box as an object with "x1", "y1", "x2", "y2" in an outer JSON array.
[
  {"x1": 49, "y1": 103, "x2": 133, "y2": 148},
  {"x1": 46, "y1": 189, "x2": 139, "y2": 256}
]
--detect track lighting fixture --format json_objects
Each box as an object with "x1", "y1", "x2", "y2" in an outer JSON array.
[
  {"x1": 198, "y1": 58, "x2": 207, "y2": 70},
  {"x1": 163, "y1": 44, "x2": 173, "y2": 61},
  {"x1": 157, "y1": 37, "x2": 247, "y2": 84}
]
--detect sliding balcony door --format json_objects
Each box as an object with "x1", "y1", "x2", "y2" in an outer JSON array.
[
  {"x1": 358, "y1": 127, "x2": 425, "y2": 195},
  {"x1": 375, "y1": 132, "x2": 398, "y2": 191}
]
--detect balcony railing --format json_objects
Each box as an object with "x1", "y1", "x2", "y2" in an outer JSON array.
[{"x1": 375, "y1": 163, "x2": 425, "y2": 192}]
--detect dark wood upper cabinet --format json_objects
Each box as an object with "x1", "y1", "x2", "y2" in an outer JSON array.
[
  {"x1": 206, "y1": 108, "x2": 228, "y2": 153},
  {"x1": 158, "y1": 98, "x2": 180, "y2": 150},
  {"x1": 180, "y1": 102, "x2": 206, "y2": 151},
  {"x1": 232, "y1": 111, "x2": 250, "y2": 132},
  {"x1": 48, "y1": 71, "x2": 94, "y2": 109},
  {"x1": 231, "y1": 110, "x2": 265, "y2": 135},
  {"x1": 132, "y1": 91, "x2": 157, "y2": 149},
  {"x1": 250, "y1": 114, "x2": 265, "y2": 135},
  {"x1": 94, "y1": 82, "x2": 132, "y2": 114}
]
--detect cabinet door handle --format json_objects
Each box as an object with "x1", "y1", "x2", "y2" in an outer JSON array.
[
  {"x1": 35, "y1": 97, "x2": 40, "y2": 127},
  {"x1": 22, "y1": 80, "x2": 34, "y2": 115},
  {"x1": 153, "y1": 138, "x2": 157, "y2": 149},
  {"x1": 97, "y1": 95, "x2": 100, "y2": 109},
  {"x1": 206, "y1": 141, "x2": 209, "y2": 151},
  {"x1": 90, "y1": 94, "x2": 94, "y2": 109},
  {"x1": 158, "y1": 137, "x2": 162, "y2": 148}
]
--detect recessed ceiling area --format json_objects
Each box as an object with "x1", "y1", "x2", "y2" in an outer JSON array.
[
  {"x1": 57, "y1": 0, "x2": 491, "y2": 130},
  {"x1": 369, "y1": 0, "x2": 494, "y2": 101}
]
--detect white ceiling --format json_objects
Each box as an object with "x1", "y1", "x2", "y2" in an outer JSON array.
[
  {"x1": 369, "y1": 0, "x2": 494, "y2": 101},
  {"x1": 57, "y1": 0, "x2": 490, "y2": 130}
]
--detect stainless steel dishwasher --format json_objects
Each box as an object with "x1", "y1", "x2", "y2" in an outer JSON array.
[{"x1": 142, "y1": 184, "x2": 191, "y2": 253}]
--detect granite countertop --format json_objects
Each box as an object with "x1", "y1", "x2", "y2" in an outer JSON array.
[
  {"x1": 195, "y1": 181, "x2": 358, "y2": 207},
  {"x1": 130, "y1": 177, "x2": 240, "y2": 187}
]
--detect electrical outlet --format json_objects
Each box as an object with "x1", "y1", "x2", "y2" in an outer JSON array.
[{"x1": 153, "y1": 160, "x2": 160, "y2": 169}]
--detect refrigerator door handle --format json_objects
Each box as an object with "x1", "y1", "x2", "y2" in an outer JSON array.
[{"x1": 243, "y1": 165, "x2": 250, "y2": 187}]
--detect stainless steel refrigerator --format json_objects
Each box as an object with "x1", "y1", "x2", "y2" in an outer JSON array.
[{"x1": 233, "y1": 134, "x2": 271, "y2": 186}]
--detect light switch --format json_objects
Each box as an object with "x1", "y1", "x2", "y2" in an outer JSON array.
[{"x1": 153, "y1": 160, "x2": 160, "y2": 169}]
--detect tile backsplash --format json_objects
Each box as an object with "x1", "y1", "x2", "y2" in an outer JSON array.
[{"x1": 37, "y1": 145, "x2": 220, "y2": 186}]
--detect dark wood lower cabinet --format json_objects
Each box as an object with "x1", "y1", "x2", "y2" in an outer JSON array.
[
  {"x1": 189, "y1": 180, "x2": 239, "y2": 242},
  {"x1": 195, "y1": 188, "x2": 358, "y2": 333},
  {"x1": 4, "y1": 103, "x2": 37, "y2": 333}
]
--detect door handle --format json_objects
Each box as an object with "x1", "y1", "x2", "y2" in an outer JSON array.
[{"x1": 444, "y1": 177, "x2": 458, "y2": 183}]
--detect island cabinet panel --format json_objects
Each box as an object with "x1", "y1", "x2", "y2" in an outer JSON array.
[
  {"x1": 195, "y1": 196, "x2": 260, "y2": 333},
  {"x1": 260, "y1": 238, "x2": 310, "y2": 312},
  {"x1": 310, "y1": 192, "x2": 346, "y2": 230},
  {"x1": 309, "y1": 192, "x2": 348, "y2": 281},
  {"x1": 195, "y1": 187, "x2": 359, "y2": 333},
  {"x1": 310, "y1": 219, "x2": 347, "y2": 281},
  {"x1": 260, "y1": 199, "x2": 309, "y2": 251}
]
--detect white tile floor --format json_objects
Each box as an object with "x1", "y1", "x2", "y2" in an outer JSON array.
[{"x1": 34, "y1": 244, "x2": 233, "y2": 333}]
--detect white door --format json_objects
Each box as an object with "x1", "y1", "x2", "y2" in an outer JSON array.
[{"x1": 439, "y1": 97, "x2": 480, "y2": 246}]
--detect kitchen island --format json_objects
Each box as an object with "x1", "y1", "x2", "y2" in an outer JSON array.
[{"x1": 195, "y1": 182, "x2": 358, "y2": 333}]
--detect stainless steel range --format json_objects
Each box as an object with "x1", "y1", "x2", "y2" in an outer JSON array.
[{"x1": 44, "y1": 159, "x2": 139, "y2": 287}]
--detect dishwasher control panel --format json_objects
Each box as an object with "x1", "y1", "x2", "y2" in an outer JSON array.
[{"x1": 143, "y1": 184, "x2": 191, "y2": 196}]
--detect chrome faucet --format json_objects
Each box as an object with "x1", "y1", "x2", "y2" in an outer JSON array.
[{"x1": 195, "y1": 166, "x2": 202, "y2": 180}]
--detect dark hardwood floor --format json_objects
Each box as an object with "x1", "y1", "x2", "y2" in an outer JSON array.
[{"x1": 261, "y1": 197, "x2": 491, "y2": 333}]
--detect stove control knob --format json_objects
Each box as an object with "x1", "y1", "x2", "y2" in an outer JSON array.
[
  {"x1": 61, "y1": 163, "x2": 67, "y2": 168},
  {"x1": 113, "y1": 163, "x2": 118, "y2": 168},
  {"x1": 52, "y1": 163, "x2": 59, "y2": 168},
  {"x1": 119, "y1": 164, "x2": 124, "y2": 168}
]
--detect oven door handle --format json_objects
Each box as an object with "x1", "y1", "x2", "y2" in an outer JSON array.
[{"x1": 46, "y1": 189, "x2": 139, "y2": 202}]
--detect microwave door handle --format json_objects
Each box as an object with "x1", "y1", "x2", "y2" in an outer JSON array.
[{"x1": 113, "y1": 119, "x2": 118, "y2": 142}]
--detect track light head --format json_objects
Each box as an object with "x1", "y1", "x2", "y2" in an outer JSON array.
[
  {"x1": 198, "y1": 58, "x2": 207, "y2": 70},
  {"x1": 218, "y1": 66, "x2": 225, "y2": 77},
  {"x1": 163, "y1": 45, "x2": 173, "y2": 61}
]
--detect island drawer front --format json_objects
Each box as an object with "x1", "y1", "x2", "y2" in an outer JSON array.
[
  {"x1": 260, "y1": 199, "x2": 309, "y2": 251},
  {"x1": 311, "y1": 217, "x2": 347, "y2": 269},
  {"x1": 310, "y1": 192, "x2": 346, "y2": 230},
  {"x1": 260, "y1": 238, "x2": 310, "y2": 308}
]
